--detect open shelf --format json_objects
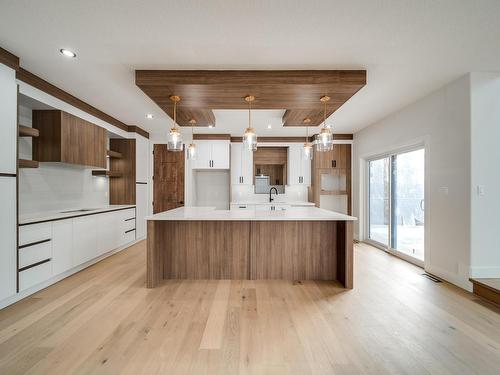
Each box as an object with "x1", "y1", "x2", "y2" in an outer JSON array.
[
  {"x1": 92, "y1": 170, "x2": 123, "y2": 178},
  {"x1": 18, "y1": 125, "x2": 39, "y2": 137},
  {"x1": 106, "y1": 150, "x2": 122, "y2": 159},
  {"x1": 19, "y1": 159, "x2": 39, "y2": 168}
]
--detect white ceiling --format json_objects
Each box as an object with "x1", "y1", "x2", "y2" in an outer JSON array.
[{"x1": 1, "y1": 0, "x2": 499, "y2": 138}]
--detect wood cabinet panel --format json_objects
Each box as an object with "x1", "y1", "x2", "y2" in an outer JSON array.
[
  {"x1": 109, "y1": 139, "x2": 136, "y2": 205},
  {"x1": 250, "y1": 221, "x2": 337, "y2": 280},
  {"x1": 32, "y1": 110, "x2": 106, "y2": 168}
]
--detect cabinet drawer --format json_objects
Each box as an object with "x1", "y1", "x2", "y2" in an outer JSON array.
[
  {"x1": 19, "y1": 222, "x2": 52, "y2": 247},
  {"x1": 19, "y1": 260, "x2": 52, "y2": 291},
  {"x1": 19, "y1": 240, "x2": 52, "y2": 269},
  {"x1": 230, "y1": 204, "x2": 254, "y2": 211},
  {"x1": 119, "y1": 208, "x2": 136, "y2": 221},
  {"x1": 124, "y1": 218, "x2": 136, "y2": 232},
  {"x1": 123, "y1": 229, "x2": 136, "y2": 244}
]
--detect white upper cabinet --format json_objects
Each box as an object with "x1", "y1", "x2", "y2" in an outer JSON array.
[
  {"x1": 191, "y1": 140, "x2": 229, "y2": 169},
  {"x1": 288, "y1": 144, "x2": 311, "y2": 185},
  {"x1": 0, "y1": 64, "x2": 17, "y2": 174},
  {"x1": 231, "y1": 143, "x2": 253, "y2": 185},
  {"x1": 135, "y1": 136, "x2": 150, "y2": 183}
]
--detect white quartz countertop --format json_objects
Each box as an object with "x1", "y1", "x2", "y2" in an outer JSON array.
[
  {"x1": 230, "y1": 201, "x2": 315, "y2": 206},
  {"x1": 146, "y1": 206, "x2": 357, "y2": 221},
  {"x1": 19, "y1": 205, "x2": 136, "y2": 225}
]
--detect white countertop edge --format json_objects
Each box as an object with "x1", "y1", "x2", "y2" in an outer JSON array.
[
  {"x1": 146, "y1": 207, "x2": 357, "y2": 222},
  {"x1": 19, "y1": 205, "x2": 136, "y2": 225},
  {"x1": 230, "y1": 201, "x2": 316, "y2": 206}
]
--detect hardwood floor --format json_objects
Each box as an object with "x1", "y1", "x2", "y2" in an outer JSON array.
[{"x1": 1, "y1": 241, "x2": 500, "y2": 374}]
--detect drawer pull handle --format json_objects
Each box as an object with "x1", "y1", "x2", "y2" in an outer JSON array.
[
  {"x1": 19, "y1": 238, "x2": 51, "y2": 249},
  {"x1": 19, "y1": 258, "x2": 51, "y2": 272},
  {"x1": 125, "y1": 228, "x2": 136, "y2": 234},
  {"x1": 124, "y1": 217, "x2": 136, "y2": 222}
]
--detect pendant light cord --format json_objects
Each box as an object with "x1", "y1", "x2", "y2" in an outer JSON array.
[
  {"x1": 173, "y1": 100, "x2": 177, "y2": 130},
  {"x1": 248, "y1": 97, "x2": 251, "y2": 128}
]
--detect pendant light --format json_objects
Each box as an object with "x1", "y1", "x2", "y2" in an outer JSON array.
[
  {"x1": 187, "y1": 119, "x2": 197, "y2": 160},
  {"x1": 167, "y1": 95, "x2": 183, "y2": 151},
  {"x1": 303, "y1": 118, "x2": 313, "y2": 160},
  {"x1": 316, "y1": 95, "x2": 333, "y2": 152},
  {"x1": 243, "y1": 95, "x2": 257, "y2": 151}
]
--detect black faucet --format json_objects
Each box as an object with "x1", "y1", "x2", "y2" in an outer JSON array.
[{"x1": 269, "y1": 187, "x2": 278, "y2": 202}]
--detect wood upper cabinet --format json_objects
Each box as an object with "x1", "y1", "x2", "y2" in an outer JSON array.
[
  {"x1": 32, "y1": 110, "x2": 107, "y2": 168},
  {"x1": 314, "y1": 144, "x2": 351, "y2": 169}
]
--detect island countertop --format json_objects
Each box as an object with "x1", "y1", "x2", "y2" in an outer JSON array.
[{"x1": 145, "y1": 206, "x2": 357, "y2": 222}]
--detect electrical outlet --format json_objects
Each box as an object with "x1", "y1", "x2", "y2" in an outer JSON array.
[{"x1": 476, "y1": 185, "x2": 485, "y2": 196}]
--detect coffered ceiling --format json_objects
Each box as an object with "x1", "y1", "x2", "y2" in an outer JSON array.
[
  {"x1": 135, "y1": 70, "x2": 366, "y2": 127},
  {"x1": 1, "y1": 1, "x2": 500, "y2": 138}
]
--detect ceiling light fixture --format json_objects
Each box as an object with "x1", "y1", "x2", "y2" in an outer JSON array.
[
  {"x1": 167, "y1": 95, "x2": 183, "y2": 152},
  {"x1": 59, "y1": 48, "x2": 76, "y2": 58},
  {"x1": 243, "y1": 95, "x2": 257, "y2": 151},
  {"x1": 187, "y1": 119, "x2": 197, "y2": 160},
  {"x1": 303, "y1": 118, "x2": 313, "y2": 160},
  {"x1": 146, "y1": 114, "x2": 154, "y2": 119},
  {"x1": 315, "y1": 95, "x2": 333, "y2": 152}
]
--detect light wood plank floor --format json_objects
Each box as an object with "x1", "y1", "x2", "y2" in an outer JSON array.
[{"x1": 1, "y1": 241, "x2": 500, "y2": 375}]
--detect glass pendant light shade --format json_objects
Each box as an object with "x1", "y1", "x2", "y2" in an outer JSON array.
[
  {"x1": 167, "y1": 95, "x2": 183, "y2": 151},
  {"x1": 303, "y1": 141, "x2": 314, "y2": 160},
  {"x1": 243, "y1": 127, "x2": 258, "y2": 151},
  {"x1": 302, "y1": 118, "x2": 313, "y2": 160},
  {"x1": 167, "y1": 127, "x2": 183, "y2": 151},
  {"x1": 316, "y1": 128, "x2": 333, "y2": 152},
  {"x1": 316, "y1": 95, "x2": 334, "y2": 152},
  {"x1": 243, "y1": 95, "x2": 257, "y2": 151},
  {"x1": 187, "y1": 119, "x2": 197, "y2": 160},
  {"x1": 187, "y1": 143, "x2": 196, "y2": 159}
]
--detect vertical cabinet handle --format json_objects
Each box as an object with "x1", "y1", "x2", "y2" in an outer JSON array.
[{"x1": 332, "y1": 160, "x2": 336, "y2": 168}]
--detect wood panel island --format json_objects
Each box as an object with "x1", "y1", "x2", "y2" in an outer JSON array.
[{"x1": 146, "y1": 207, "x2": 357, "y2": 288}]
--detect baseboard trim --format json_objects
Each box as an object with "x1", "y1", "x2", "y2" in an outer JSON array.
[
  {"x1": 425, "y1": 264, "x2": 472, "y2": 292},
  {"x1": 469, "y1": 266, "x2": 500, "y2": 279},
  {"x1": 0, "y1": 239, "x2": 144, "y2": 310}
]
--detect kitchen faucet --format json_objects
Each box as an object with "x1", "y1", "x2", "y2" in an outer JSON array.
[{"x1": 269, "y1": 187, "x2": 278, "y2": 203}]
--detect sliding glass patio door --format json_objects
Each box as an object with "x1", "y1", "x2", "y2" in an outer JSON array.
[{"x1": 368, "y1": 148, "x2": 425, "y2": 264}]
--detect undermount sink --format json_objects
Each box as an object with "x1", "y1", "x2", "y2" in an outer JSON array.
[{"x1": 59, "y1": 208, "x2": 98, "y2": 213}]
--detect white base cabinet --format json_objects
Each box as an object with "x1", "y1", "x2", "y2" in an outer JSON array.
[
  {"x1": 52, "y1": 219, "x2": 73, "y2": 275},
  {"x1": 73, "y1": 215, "x2": 99, "y2": 266},
  {"x1": 0, "y1": 177, "x2": 17, "y2": 301},
  {"x1": 16, "y1": 208, "x2": 136, "y2": 294}
]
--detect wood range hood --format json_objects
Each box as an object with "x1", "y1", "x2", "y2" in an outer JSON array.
[{"x1": 135, "y1": 70, "x2": 366, "y2": 127}]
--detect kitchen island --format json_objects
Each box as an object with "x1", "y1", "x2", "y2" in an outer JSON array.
[{"x1": 146, "y1": 207, "x2": 357, "y2": 288}]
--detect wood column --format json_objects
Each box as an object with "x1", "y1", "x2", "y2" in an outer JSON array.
[{"x1": 336, "y1": 220, "x2": 353, "y2": 289}]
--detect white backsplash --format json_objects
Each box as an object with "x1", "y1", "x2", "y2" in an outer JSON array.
[
  {"x1": 194, "y1": 170, "x2": 230, "y2": 210},
  {"x1": 18, "y1": 105, "x2": 109, "y2": 214},
  {"x1": 231, "y1": 184, "x2": 309, "y2": 203}
]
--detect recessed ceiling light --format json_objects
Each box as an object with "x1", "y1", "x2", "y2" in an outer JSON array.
[
  {"x1": 146, "y1": 114, "x2": 154, "y2": 119},
  {"x1": 60, "y1": 48, "x2": 76, "y2": 58},
  {"x1": 267, "y1": 124, "x2": 272, "y2": 129}
]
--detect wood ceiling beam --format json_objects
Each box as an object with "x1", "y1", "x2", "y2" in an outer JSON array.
[{"x1": 135, "y1": 70, "x2": 366, "y2": 127}]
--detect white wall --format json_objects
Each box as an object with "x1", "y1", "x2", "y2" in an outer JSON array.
[
  {"x1": 469, "y1": 72, "x2": 500, "y2": 278},
  {"x1": 353, "y1": 75, "x2": 472, "y2": 290},
  {"x1": 18, "y1": 104, "x2": 110, "y2": 214}
]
